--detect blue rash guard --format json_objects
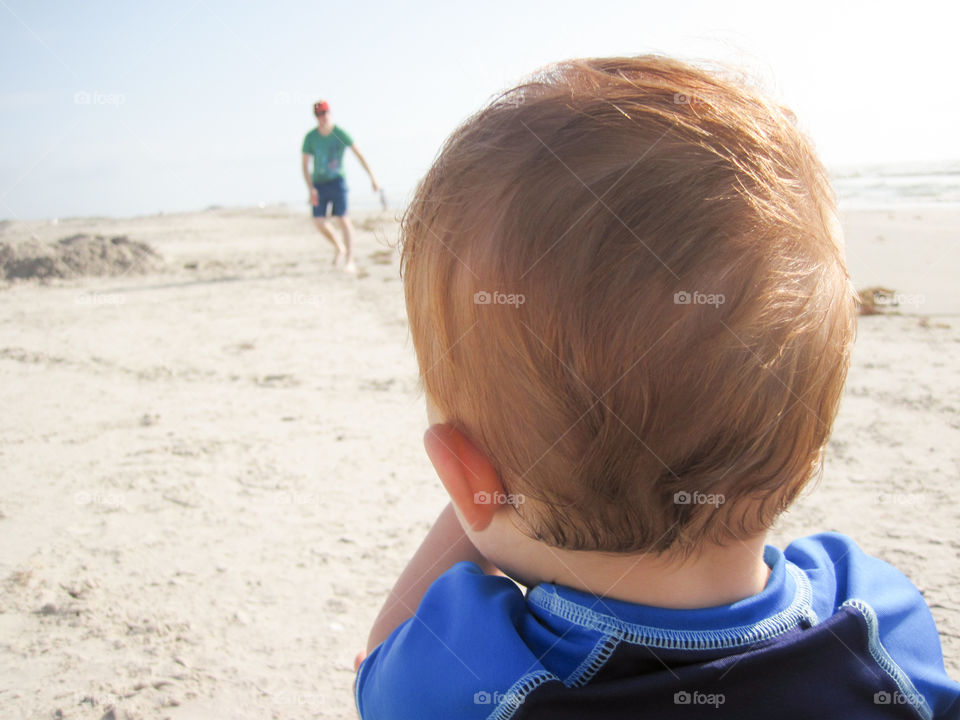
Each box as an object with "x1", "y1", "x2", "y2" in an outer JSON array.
[{"x1": 356, "y1": 533, "x2": 959, "y2": 720}]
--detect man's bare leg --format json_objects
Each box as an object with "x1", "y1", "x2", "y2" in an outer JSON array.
[
  {"x1": 336, "y1": 215, "x2": 357, "y2": 273},
  {"x1": 313, "y1": 217, "x2": 346, "y2": 267}
]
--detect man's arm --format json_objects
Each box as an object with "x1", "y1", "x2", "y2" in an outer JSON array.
[
  {"x1": 364, "y1": 502, "x2": 495, "y2": 655},
  {"x1": 350, "y1": 145, "x2": 380, "y2": 191},
  {"x1": 302, "y1": 153, "x2": 317, "y2": 205},
  {"x1": 301, "y1": 152, "x2": 313, "y2": 189}
]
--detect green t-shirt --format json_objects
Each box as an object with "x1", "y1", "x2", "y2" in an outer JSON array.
[{"x1": 302, "y1": 126, "x2": 354, "y2": 182}]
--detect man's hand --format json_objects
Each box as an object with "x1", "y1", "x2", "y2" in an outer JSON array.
[
  {"x1": 350, "y1": 145, "x2": 379, "y2": 194},
  {"x1": 309, "y1": 187, "x2": 318, "y2": 206}
]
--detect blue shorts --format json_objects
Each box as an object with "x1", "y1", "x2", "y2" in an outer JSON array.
[{"x1": 312, "y1": 176, "x2": 348, "y2": 217}]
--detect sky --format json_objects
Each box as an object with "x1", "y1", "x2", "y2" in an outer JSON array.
[{"x1": 1, "y1": 0, "x2": 958, "y2": 220}]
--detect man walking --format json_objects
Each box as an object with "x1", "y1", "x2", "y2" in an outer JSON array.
[{"x1": 301, "y1": 100, "x2": 379, "y2": 273}]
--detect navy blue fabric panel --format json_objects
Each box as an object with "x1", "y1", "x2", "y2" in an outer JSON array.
[
  {"x1": 514, "y1": 606, "x2": 927, "y2": 720},
  {"x1": 786, "y1": 533, "x2": 959, "y2": 718}
]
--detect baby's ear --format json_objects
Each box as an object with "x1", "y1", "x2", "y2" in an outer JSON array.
[{"x1": 423, "y1": 424, "x2": 504, "y2": 531}]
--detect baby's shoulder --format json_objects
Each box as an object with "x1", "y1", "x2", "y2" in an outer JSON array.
[
  {"x1": 785, "y1": 532, "x2": 958, "y2": 718},
  {"x1": 356, "y1": 562, "x2": 558, "y2": 719}
]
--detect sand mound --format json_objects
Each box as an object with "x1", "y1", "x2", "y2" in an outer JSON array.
[{"x1": 0, "y1": 234, "x2": 163, "y2": 281}]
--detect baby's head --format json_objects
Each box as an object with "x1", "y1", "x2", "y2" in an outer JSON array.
[{"x1": 401, "y1": 56, "x2": 857, "y2": 558}]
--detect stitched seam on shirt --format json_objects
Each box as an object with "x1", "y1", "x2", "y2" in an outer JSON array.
[
  {"x1": 528, "y1": 564, "x2": 814, "y2": 651},
  {"x1": 841, "y1": 598, "x2": 933, "y2": 720},
  {"x1": 485, "y1": 670, "x2": 559, "y2": 720},
  {"x1": 564, "y1": 634, "x2": 620, "y2": 687}
]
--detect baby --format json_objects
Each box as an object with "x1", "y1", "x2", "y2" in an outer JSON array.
[{"x1": 355, "y1": 55, "x2": 959, "y2": 719}]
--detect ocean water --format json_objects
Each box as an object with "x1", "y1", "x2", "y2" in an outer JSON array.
[
  {"x1": 830, "y1": 160, "x2": 960, "y2": 207},
  {"x1": 359, "y1": 161, "x2": 960, "y2": 214},
  {"x1": 334, "y1": 160, "x2": 960, "y2": 214}
]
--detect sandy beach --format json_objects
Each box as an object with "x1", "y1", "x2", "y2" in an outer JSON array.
[{"x1": 0, "y1": 204, "x2": 957, "y2": 719}]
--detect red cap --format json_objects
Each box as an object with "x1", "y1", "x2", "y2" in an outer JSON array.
[{"x1": 313, "y1": 100, "x2": 330, "y2": 114}]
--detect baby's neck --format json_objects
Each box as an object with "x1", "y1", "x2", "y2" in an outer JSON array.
[
  {"x1": 493, "y1": 519, "x2": 771, "y2": 609},
  {"x1": 544, "y1": 537, "x2": 771, "y2": 608}
]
